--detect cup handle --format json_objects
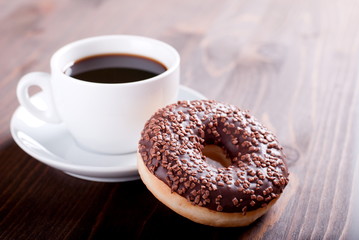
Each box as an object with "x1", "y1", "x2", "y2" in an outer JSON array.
[{"x1": 17, "y1": 72, "x2": 62, "y2": 123}]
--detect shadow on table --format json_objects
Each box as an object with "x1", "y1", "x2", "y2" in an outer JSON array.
[{"x1": 90, "y1": 179, "x2": 256, "y2": 240}]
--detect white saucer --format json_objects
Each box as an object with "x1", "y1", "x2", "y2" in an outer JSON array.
[{"x1": 10, "y1": 85, "x2": 207, "y2": 182}]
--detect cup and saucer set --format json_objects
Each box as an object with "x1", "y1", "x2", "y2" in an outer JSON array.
[
  {"x1": 10, "y1": 85, "x2": 206, "y2": 182},
  {"x1": 11, "y1": 35, "x2": 207, "y2": 182}
]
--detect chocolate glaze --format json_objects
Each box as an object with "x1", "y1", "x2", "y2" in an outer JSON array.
[{"x1": 139, "y1": 100, "x2": 289, "y2": 214}]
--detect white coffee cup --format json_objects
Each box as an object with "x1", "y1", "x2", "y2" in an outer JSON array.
[{"x1": 17, "y1": 35, "x2": 180, "y2": 154}]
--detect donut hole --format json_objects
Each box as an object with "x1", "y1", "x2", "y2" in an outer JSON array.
[{"x1": 202, "y1": 144, "x2": 232, "y2": 168}]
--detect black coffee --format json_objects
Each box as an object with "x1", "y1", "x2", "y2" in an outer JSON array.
[{"x1": 64, "y1": 54, "x2": 167, "y2": 83}]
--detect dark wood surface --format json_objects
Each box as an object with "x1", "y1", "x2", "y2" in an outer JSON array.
[{"x1": 1, "y1": 0, "x2": 359, "y2": 239}]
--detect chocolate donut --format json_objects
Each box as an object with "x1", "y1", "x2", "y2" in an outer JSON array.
[{"x1": 138, "y1": 100, "x2": 289, "y2": 227}]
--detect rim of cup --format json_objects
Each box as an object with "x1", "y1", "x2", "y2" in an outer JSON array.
[{"x1": 50, "y1": 35, "x2": 180, "y2": 86}]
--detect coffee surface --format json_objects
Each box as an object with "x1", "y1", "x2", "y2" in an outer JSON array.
[{"x1": 64, "y1": 54, "x2": 167, "y2": 83}]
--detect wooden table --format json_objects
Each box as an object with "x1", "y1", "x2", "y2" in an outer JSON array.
[{"x1": 1, "y1": 0, "x2": 359, "y2": 239}]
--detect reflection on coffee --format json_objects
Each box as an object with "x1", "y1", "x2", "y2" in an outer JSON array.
[{"x1": 64, "y1": 54, "x2": 167, "y2": 83}]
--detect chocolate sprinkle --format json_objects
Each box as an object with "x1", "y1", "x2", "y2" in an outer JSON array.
[{"x1": 139, "y1": 100, "x2": 289, "y2": 213}]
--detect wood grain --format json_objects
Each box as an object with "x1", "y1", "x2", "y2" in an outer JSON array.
[{"x1": 1, "y1": 0, "x2": 359, "y2": 239}]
